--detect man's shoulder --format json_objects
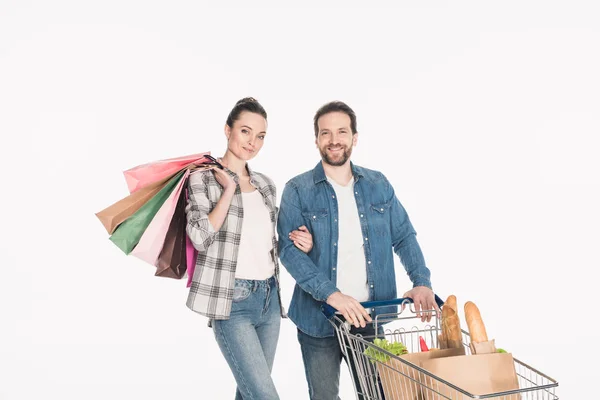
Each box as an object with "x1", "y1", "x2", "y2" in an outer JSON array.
[
  {"x1": 354, "y1": 164, "x2": 388, "y2": 184},
  {"x1": 285, "y1": 169, "x2": 315, "y2": 188}
]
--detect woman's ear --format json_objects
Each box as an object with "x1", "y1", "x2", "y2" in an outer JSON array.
[{"x1": 224, "y1": 124, "x2": 230, "y2": 140}]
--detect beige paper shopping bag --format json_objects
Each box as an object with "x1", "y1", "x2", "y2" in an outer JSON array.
[
  {"x1": 377, "y1": 348, "x2": 466, "y2": 400},
  {"x1": 95, "y1": 175, "x2": 172, "y2": 234},
  {"x1": 419, "y1": 352, "x2": 520, "y2": 399}
]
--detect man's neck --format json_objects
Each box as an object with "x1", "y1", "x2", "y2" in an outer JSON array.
[{"x1": 322, "y1": 160, "x2": 353, "y2": 186}]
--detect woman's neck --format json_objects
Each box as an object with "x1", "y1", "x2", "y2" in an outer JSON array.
[{"x1": 220, "y1": 151, "x2": 249, "y2": 177}]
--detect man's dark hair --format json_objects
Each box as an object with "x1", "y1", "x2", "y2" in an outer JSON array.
[{"x1": 313, "y1": 101, "x2": 357, "y2": 137}]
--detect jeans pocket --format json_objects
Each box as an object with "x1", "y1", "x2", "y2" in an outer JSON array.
[{"x1": 232, "y1": 280, "x2": 252, "y2": 302}]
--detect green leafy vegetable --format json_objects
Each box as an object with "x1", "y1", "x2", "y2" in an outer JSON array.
[{"x1": 364, "y1": 338, "x2": 408, "y2": 363}]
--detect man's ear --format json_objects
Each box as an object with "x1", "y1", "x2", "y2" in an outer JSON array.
[{"x1": 353, "y1": 132, "x2": 359, "y2": 147}]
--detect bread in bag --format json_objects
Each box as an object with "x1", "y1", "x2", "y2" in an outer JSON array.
[{"x1": 464, "y1": 301, "x2": 488, "y2": 343}]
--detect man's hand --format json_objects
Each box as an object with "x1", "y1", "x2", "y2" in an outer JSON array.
[
  {"x1": 326, "y1": 291, "x2": 372, "y2": 328},
  {"x1": 402, "y1": 286, "x2": 439, "y2": 322}
]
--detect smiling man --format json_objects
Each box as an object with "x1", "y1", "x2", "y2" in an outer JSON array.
[{"x1": 277, "y1": 101, "x2": 437, "y2": 400}]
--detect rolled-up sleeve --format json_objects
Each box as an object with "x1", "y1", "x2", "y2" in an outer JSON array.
[{"x1": 186, "y1": 172, "x2": 218, "y2": 253}]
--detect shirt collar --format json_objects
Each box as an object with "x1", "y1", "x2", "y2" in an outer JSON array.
[{"x1": 312, "y1": 160, "x2": 364, "y2": 184}]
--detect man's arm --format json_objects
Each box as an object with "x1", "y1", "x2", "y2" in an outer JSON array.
[
  {"x1": 384, "y1": 176, "x2": 438, "y2": 321},
  {"x1": 277, "y1": 181, "x2": 339, "y2": 302},
  {"x1": 385, "y1": 178, "x2": 432, "y2": 288},
  {"x1": 277, "y1": 181, "x2": 372, "y2": 327}
]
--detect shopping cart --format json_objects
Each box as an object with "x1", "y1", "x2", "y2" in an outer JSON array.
[{"x1": 321, "y1": 296, "x2": 559, "y2": 400}]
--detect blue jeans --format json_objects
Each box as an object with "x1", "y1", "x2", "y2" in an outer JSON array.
[
  {"x1": 297, "y1": 322, "x2": 384, "y2": 400},
  {"x1": 213, "y1": 276, "x2": 281, "y2": 400}
]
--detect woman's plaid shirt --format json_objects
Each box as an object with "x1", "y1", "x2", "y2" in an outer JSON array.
[{"x1": 185, "y1": 165, "x2": 285, "y2": 323}]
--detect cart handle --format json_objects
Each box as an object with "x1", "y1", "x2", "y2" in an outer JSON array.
[{"x1": 321, "y1": 294, "x2": 445, "y2": 320}]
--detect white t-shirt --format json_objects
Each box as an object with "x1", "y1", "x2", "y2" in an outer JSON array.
[
  {"x1": 327, "y1": 176, "x2": 369, "y2": 302},
  {"x1": 235, "y1": 190, "x2": 276, "y2": 280}
]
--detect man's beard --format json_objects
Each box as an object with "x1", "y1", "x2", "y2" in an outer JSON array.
[{"x1": 320, "y1": 145, "x2": 352, "y2": 166}]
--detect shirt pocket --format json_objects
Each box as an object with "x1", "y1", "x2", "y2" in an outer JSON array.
[
  {"x1": 370, "y1": 201, "x2": 392, "y2": 238},
  {"x1": 301, "y1": 209, "x2": 329, "y2": 245}
]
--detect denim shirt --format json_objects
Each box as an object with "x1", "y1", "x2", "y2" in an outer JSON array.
[{"x1": 277, "y1": 161, "x2": 432, "y2": 338}]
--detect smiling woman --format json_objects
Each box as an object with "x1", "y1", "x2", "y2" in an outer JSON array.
[{"x1": 184, "y1": 97, "x2": 314, "y2": 400}]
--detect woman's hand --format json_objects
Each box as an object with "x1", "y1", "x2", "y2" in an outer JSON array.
[
  {"x1": 212, "y1": 167, "x2": 236, "y2": 192},
  {"x1": 289, "y1": 225, "x2": 313, "y2": 253}
]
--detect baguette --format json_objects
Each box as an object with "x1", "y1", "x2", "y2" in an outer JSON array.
[
  {"x1": 464, "y1": 301, "x2": 488, "y2": 343},
  {"x1": 441, "y1": 306, "x2": 462, "y2": 348},
  {"x1": 444, "y1": 295, "x2": 457, "y2": 313},
  {"x1": 440, "y1": 295, "x2": 456, "y2": 343}
]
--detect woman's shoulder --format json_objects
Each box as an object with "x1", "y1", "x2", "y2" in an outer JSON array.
[
  {"x1": 188, "y1": 168, "x2": 214, "y2": 184},
  {"x1": 251, "y1": 170, "x2": 275, "y2": 188}
]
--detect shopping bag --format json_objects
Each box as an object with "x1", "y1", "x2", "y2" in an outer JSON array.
[
  {"x1": 419, "y1": 352, "x2": 520, "y2": 399},
  {"x1": 95, "y1": 173, "x2": 176, "y2": 235},
  {"x1": 124, "y1": 152, "x2": 209, "y2": 194},
  {"x1": 155, "y1": 190, "x2": 187, "y2": 279},
  {"x1": 130, "y1": 169, "x2": 190, "y2": 265},
  {"x1": 109, "y1": 170, "x2": 186, "y2": 254},
  {"x1": 184, "y1": 187, "x2": 198, "y2": 287},
  {"x1": 377, "y1": 347, "x2": 465, "y2": 400},
  {"x1": 185, "y1": 234, "x2": 198, "y2": 288}
]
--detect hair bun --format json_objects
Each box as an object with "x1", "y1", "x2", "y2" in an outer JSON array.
[{"x1": 236, "y1": 97, "x2": 258, "y2": 106}]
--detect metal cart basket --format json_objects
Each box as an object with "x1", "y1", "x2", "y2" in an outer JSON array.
[{"x1": 321, "y1": 296, "x2": 559, "y2": 400}]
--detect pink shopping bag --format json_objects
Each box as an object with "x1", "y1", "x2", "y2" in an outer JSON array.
[
  {"x1": 124, "y1": 152, "x2": 210, "y2": 193},
  {"x1": 130, "y1": 169, "x2": 191, "y2": 266}
]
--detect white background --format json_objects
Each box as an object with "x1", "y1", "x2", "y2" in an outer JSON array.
[{"x1": 1, "y1": 1, "x2": 598, "y2": 399}]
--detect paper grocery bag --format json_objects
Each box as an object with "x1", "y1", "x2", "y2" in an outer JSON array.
[
  {"x1": 377, "y1": 347, "x2": 466, "y2": 400},
  {"x1": 471, "y1": 339, "x2": 497, "y2": 355},
  {"x1": 419, "y1": 352, "x2": 520, "y2": 399}
]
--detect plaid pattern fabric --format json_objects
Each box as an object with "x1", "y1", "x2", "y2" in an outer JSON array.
[{"x1": 185, "y1": 164, "x2": 285, "y2": 323}]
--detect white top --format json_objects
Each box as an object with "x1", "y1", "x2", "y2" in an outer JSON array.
[
  {"x1": 327, "y1": 176, "x2": 369, "y2": 302},
  {"x1": 235, "y1": 190, "x2": 276, "y2": 280}
]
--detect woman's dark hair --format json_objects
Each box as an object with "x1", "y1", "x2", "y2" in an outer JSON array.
[
  {"x1": 226, "y1": 97, "x2": 267, "y2": 127},
  {"x1": 313, "y1": 101, "x2": 357, "y2": 137}
]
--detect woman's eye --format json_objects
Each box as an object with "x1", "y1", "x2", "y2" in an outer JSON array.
[
  {"x1": 259, "y1": 136, "x2": 265, "y2": 140},
  {"x1": 242, "y1": 129, "x2": 249, "y2": 134}
]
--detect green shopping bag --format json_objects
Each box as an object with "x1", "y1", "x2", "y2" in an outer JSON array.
[{"x1": 109, "y1": 170, "x2": 186, "y2": 254}]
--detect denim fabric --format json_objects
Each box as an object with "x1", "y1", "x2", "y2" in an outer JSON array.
[
  {"x1": 297, "y1": 322, "x2": 384, "y2": 400},
  {"x1": 213, "y1": 276, "x2": 281, "y2": 400},
  {"x1": 277, "y1": 161, "x2": 432, "y2": 338}
]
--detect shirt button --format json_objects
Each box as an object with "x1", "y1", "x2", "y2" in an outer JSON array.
[
  {"x1": 334, "y1": 243, "x2": 337, "y2": 246},
  {"x1": 333, "y1": 267, "x2": 336, "y2": 270},
  {"x1": 355, "y1": 192, "x2": 358, "y2": 194},
  {"x1": 313, "y1": 216, "x2": 316, "y2": 219},
  {"x1": 368, "y1": 260, "x2": 371, "y2": 264},
  {"x1": 365, "y1": 237, "x2": 368, "y2": 241},
  {"x1": 370, "y1": 284, "x2": 374, "y2": 288},
  {"x1": 334, "y1": 219, "x2": 337, "y2": 222},
  {"x1": 360, "y1": 214, "x2": 363, "y2": 218},
  {"x1": 332, "y1": 195, "x2": 335, "y2": 199},
  {"x1": 380, "y1": 208, "x2": 384, "y2": 211}
]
